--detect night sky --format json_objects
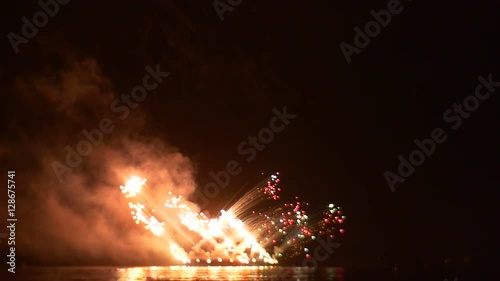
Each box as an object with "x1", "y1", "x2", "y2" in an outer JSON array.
[{"x1": 1, "y1": 0, "x2": 498, "y2": 269}]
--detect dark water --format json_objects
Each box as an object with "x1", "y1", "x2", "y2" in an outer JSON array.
[
  {"x1": 14, "y1": 266, "x2": 336, "y2": 281},
  {"x1": 11, "y1": 266, "x2": 474, "y2": 281}
]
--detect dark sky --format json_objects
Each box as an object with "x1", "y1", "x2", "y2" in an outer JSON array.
[{"x1": 0, "y1": 0, "x2": 498, "y2": 268}]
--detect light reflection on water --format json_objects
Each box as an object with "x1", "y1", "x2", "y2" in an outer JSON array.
[{"x1": 19, "y1": 266, "x2": 345, "y2": 281}]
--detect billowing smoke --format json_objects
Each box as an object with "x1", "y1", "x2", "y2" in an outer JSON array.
[{"x1": 2, "y1": 52, "x2": 197, "y2": 265}]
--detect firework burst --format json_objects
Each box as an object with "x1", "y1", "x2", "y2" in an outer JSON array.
[{"x1": 119, "y1": 173, "x2": 346, "y2": 265}]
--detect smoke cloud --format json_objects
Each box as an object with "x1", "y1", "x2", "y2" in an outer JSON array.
[{"x1": 2, "y1": 51, "x2": 197, "y2": 265}]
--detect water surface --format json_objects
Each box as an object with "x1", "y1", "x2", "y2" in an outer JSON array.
[{"x1": 16, "y1": 266, "x2": 345, "y2": 281}]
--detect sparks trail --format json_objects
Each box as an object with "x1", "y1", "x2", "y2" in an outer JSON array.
[{"x1": 119, "y1": 172, "x2": 346, "y2": 265}]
